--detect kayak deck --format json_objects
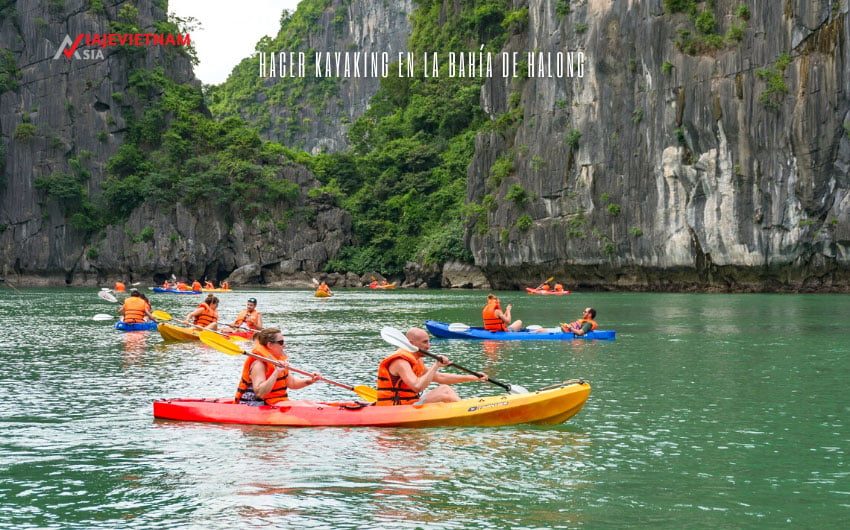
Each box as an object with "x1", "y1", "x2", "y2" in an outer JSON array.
[
  {"x1": 157, "y1": 322, "x2": 254, "y2": 341},
  {"x1": 425, "y1": 320, "x2": 616, "y2": 341},
  {"x1": 153, "y1": 381, "x2": 590, "y2": 427}
]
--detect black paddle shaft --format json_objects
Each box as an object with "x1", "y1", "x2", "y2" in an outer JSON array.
[{"x1": 417, "y1": 350, "x2": 512, "y2": 392}]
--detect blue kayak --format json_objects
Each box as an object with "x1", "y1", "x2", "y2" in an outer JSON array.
[
  {"x1": 152, "y1": 287, "x2": 201, "y2": 294},
  {"x1": 114, "y1": 321, "x2": 158, "y2": 331},
  {"x1": 425, "y1": 320, "x2": 616, "y2": 341}
]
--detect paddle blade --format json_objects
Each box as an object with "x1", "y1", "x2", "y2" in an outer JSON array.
[
  {"x1": 98, "y1": 290, "x2": 118, "y2": 303},
  {"x1": 226, "y1": 334, "x2": 249, "y2": 342},
  {"x1": 448, "y1": 323, "x2": 470, "y2": 332},
  {"x1": 151, "y1": 310, "x2": 172, "y2": 321},
  {"x1": 93, "y1": 314, "x2": 114, "y2": 321},
  {"x1": 509, "y1": 384, "x2": 529, "y2": 394},
  {"x1": 199, "y1": 331, "x2": 245, "y2": 355},
  {"x1": 353, "y1": 385, "x2": 378, "y2": 402},
  {"x1": 380, "y1": 326, "x2": 417, "y2": 353},
  {"x1": 525, "y1": 325, "x2": 542, "y2": 331}
]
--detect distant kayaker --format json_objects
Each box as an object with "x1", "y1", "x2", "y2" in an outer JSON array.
[
  {"x1": 482, "y1": 294, "x2": 523, "y2": 332},
  {"x1": 553, "y1": 283, "x2": 565, "y2": 292},
  {"x1": 191, "y1": 280, "x2": 202, "y2": 291},
  {"x1": 376, "y1": 327, "x2": 487, "y2": 406},
  {"x1": 234, "y1": 328, "x2": 321, "y2": 405},
  {"x1": 317, "y1": 281, "x2": 332, "y2": 296},
  {"x1": 204, "y1": 280, "x2": 214, "y2": 289},
  {"x1": 118, "y1": 289, "x2": 152, "y2": 323},
  {"x1": 185, "y1": 294, "x2": 220, "y2": 330},
  {"x1": 114, "y1": 281, "x2": 126, "y2": 292},
  {"x1": 220, "y1": 280, "x2": 230, "y2": 290},
  {"x1": 561, "y1": 308, "x2": 598, "y2": 336},
  {"x1": 231, "y1": 297, "x2": 263, "y2": 331}
]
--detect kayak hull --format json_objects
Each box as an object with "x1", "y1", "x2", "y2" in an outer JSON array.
[
  {"x1": 425, "y1": 320, "x2": 616, "y2": 341},
  {"x1": 114, "y1": 321, "x2": 158, "y2": 331},
  {"x1": 525, "y1": 287, "x2": 571, "y2": 295},
  {"x1": 369, "y1": 283, "x2": 397, "y2": 290},
  {"x1": 314, "y1": 290, "x2": 332, "y2": 297},
  {"x1": 157, "y1": 322, "x2": 253, "y2": 341},
  {"x1": 152, "y1": 287, "x2": 202, "y2": 294},
  {"x1": 153, "y1": 381, "x2": 590, "y2": 427}
]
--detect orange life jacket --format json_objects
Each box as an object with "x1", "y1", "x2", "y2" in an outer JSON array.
[
  {"x1": 121, "y1": 296, "x2": 147, "y2": 323},
  {"x1": 177, "y1": 282, "x2": 189, "y2": 290},
  {"x1": 234, "y1": 343, "x2": 289, "y2": 404},
  {"x1": 204, "y1": 281, "x2": 214, "y2": 289},
  {"x1": 554, "y1": 283, "x2": 564, "y2": 291},
  {"x1": 235, "y1": 309, "x2": 262, "y2": 330},
  {"x1": 114, "y1": 282, "x2": 126, "y2": 292},
  {"x1": 376, "y1": 349, "x2": 425, "y2": 406},
  {"x1": 192, "y1": 302, "x2": 218, "y2": 328},
  {"x1": 221, "y1": 281, "x2": 229, "y2": 290},
  {"x1": 562, "y1": 318, "x2": 597, "y2": 333},
  {"x1": 162, "y1": 281, "x2": 170, "y2": 289},
  {"x1": 191, "y1": 281, "x2": 201, "y2": 291},
  {"x1": 541, "y1": 284, "x2": 550, "y2": 291},
  {"x1": 482, "y1": 301, "x2": 507, "y2": 331}
]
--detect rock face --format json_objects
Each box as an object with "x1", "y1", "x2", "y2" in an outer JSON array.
[
  {"x1": 468, "y1": 0, "x2": 850, "y2": 291},
  {"x1": 218, "y1": 0, "x2": 413, "y2": 154},
  {"x1": 0, "y1": 0, "x2": 351, "y2": 285}
]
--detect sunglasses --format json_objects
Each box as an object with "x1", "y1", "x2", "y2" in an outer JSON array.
[{"x1": 271, "y1": 339, "x2": 285, "y2": 345}]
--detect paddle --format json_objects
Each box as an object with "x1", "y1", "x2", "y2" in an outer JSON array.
[
  {"x1": 379, "y1": 326, "x2": 529, "y2": 394},
  {"x1": 198, "y1": 331, "x2": 378, "y2": 402},
  {"x1": 448, "y1": 323, "x2": 541, "y2": 332},
  {"x1": 98, "y1": 290, "x2": 118, "y2": 303},
  {"x1": 151, "y1": 310, "x2": 249, "y2": 342},
  {"x1": 534, "y1": 276, "x2": 554, "y2": 290},
  {"x1": 93, "y1": 314, "x2": 114, "y2": 321}
]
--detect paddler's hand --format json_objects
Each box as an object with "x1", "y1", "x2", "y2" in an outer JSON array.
[
  {"x1": 474, "y1": 372, "x2": 488, "y2": 382},
  {"x1": 307, "y1": 372, "x2": 322, "y2": 384},
  {"x1": 434, "y1": 355, "x2": 451, "y2": 367}
]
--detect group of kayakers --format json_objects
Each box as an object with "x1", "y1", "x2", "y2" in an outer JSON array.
[
  {"x1": 160, "y1": 279, "x2": 230, "y2": 291},
  {"x1": 184, "y1": 295, "x2": 264, "y2": 332},
  {"x1": 482, "y1": 293, "x2": 598, "y2": 336}
]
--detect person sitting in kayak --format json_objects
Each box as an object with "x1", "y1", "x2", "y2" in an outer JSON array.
[
  {"x1": 185, "y1": 294, "x2": 220, "y2": 330},
  {"x1": 191, "y1": 280, "x2": 202, "y2": 291},
  {"x1": 482, "y1": 294, "x2": 523, "y2": 332},
  {"x1": 234, "y1": 328, "x2": 321, "y2": 405},
  {"x1": 231, "y1": 297, "x2": 263, "y2": 331},
  {"x1": 317, "y1": 281, "x2": 332, "y2": 296},
  {"x1": 162, "y1": 280, "x2": 171, "y2": 289},
  {"x1": 204, "y1": 280, "x2": 214, "y2": 289},
  {"x1": 114, "y1": 281, "x2": 126, "y2": 292},
  {"x1": 376, "y1": 327, "x2": 487, "y2": 406},
  {"x1": 553, "y1": 283, "x2": 565, "y2": 292},
  {"x1": 561, "y1": 308, "x2": 598, "y2": 336},
  {"x1": 118, "y1": 289, "x2": 153, "y2": 323},
  {"x1": 220, "y1": 280, "x2": 229, "y2": 290}
]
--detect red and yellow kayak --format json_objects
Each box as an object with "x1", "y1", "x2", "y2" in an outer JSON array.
[
  {"x1": 157, "y1": 322, "x2": 254, "y2": 341},
  {"x1": 525, "y1": 287, "x2": 571, "y2": 295},
  {"x1": 153, "y1": 381, "x2": 590, "y2": 427}
]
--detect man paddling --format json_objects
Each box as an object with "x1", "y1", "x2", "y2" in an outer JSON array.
[
  {"x1": 376, "y1": 327, "x2": 487, "y2": 406},
  {"x1": 561, "y1": 307, "x2": 598, "y2": 336}
]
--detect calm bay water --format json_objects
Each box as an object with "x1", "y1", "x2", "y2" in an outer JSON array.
[{"x1": 0, "y1": 287, "x2": 847, "y2": 528}]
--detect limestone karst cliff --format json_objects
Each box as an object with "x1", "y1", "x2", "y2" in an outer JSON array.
[
  {"x1": 0, "y1": 0, "x2": 351, "y2": 285},
  {"x1": 468, "y1": 0, "x2": 850, "y2": 291}
]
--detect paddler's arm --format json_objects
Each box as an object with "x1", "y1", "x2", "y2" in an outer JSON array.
[
  {"x1": 389, "y1": 357, "x2": 446, "y2": 393},
  {"x1": 250, "y1": 360, "x2": 287, "y2": 398}
]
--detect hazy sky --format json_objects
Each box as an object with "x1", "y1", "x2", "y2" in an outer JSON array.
[{"x1": 169, "y1": 0, "x2": 301, "y2": 85}]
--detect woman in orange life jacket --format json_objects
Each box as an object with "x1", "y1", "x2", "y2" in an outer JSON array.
[
  {"x1": 231, "y1": 297, "x2": 263, "y2": 330},
  {"x1": 191, "y1": 280, "x2": 202, "y2": 291},
  {"x1": 118, "y1": 289, "x2": 153, "y2": 323},
  {"x1": 376, "y1": 327, "x2": 487, "y2": 406},
  {"x1": 185, "y1": 294, "x2": 220, "y2": 330},
  {"x1": 204, "y1": 280, "x2": 214, "y2": 289},
  {"x1": 561, "y1": 307, "x2": 598, "y2": 336},
  {"x1": 482, "y1": 293, "x2": 523, "y2": 332},
  {"x1": 234, "y1": 328, "x2": 321, "y2": 405}
]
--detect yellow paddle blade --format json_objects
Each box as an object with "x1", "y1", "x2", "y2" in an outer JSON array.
[
  {"x1": 199, "y1": 330, "x2": 244, "y2": 355},
  {"x1": 545, "y1": 276, "x2": 554, "y2": 282},
  {"x1": 353, "y1": 385, "x2": 378, "y2": 402},
  {"x1": 152, "y1": 310, "x2": 172, "y2": 321},
  {"x1": 227, "y1": 334, "x2": 249, "y2": 342}
]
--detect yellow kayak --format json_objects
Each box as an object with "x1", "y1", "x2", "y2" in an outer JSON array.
[
  {"x1": 314, "y1": 289, "x2": 332, "y2": 298},
  {"x1": 201, "y1": 288, "x2": 232, "y2": 292}
]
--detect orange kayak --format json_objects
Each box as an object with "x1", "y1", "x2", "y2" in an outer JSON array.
[{"x1": 152, "y1": 381, "x2": 590, "y2": 427}]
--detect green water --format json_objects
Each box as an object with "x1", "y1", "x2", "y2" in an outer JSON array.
[{"x1": 0, "y1": 287, "x2": 847, "y2": 528}]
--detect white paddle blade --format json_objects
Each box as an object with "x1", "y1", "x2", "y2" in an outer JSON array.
[
  {"x1": 526, "y1": 325, "x2": 542, "y2": 331},
  {"x1": 509, "y1": 384, "x2": 529, "y2": 394},
  {"x1": 97, "y1": 290, "x2": 118, "y2": 303},
  {"x1": 93, "y1": 314, "x2": 114, "y2": 321},
  {"x1": 448, "y1": 323, "x2": 471, "y2": 332},
  {"x1": 380, "y1": 326, "x2": 418, "y2": 353}
]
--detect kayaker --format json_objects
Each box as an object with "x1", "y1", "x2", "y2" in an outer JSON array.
[
  {"x1": 231, "y1": 297, "x2": 263, "y2": 331},
  {"x1": 185, "y1": 294, "x2": 220, "y2": 330},
  {"x1": 317, "y1": 281, "x2": 332, "y2": 296},
  {"x1": 220, "y1": 280, "x2": 230, "y2": 290},
  {"x1": 482, "y1": 294, "x2": 523, "y2": 332},
  {"x1": 376, "y1": 327, "x2": 487, "y2": 406},
  {"x1": 234, "y1": 328, "x2": 321, "y2": 405},
  {"x1": 191, "y1": 280, "x2": 202, "y2": 291},
  {"x1": 114, "y1": 281, "x2": 126, "y2": 292},
  {"x1": 204, "y1": 280, "x2": 214, "y2": 289},
  {"x1": 553, "y1": 283, "x2": 565, "y2": 292},
  {"x1": 561, "y1": 307, "x2": 598, "y2": 336},
  {"x1": 118, "y1": 289, "x2": 152, "y2": 323}
]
